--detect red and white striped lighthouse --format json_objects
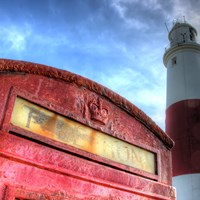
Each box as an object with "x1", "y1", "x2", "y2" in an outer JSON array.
[{"x1": 163, "y1": 20, "x2": 200, "y2": 200}]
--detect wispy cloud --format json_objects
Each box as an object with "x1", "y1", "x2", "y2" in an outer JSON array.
[
  {"x1": 97, "y1": 63, "x2": 166, "y2": 130},
  {"x1": 171, "y1": 0, "x2": 200, "y2": 40},
  {"x1": 111, "y1": 0, "x2": 149, "y2": 30},
  {"x1": 0, "y1": 24, "x2": 31, "y2": 52}
]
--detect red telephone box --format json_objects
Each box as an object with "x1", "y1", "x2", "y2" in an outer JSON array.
[{"x1": 0, "y1": 59, "x2": 175, "y2": 199}]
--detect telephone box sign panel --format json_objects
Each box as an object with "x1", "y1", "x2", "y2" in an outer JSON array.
[{"x1": 11, "y1": 97, "x2": 156, "y2": 174}]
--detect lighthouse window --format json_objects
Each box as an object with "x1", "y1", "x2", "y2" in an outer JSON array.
[
  {"x1": 172, "y1": 57, "x2": 177, "y2": 66},
  {"x1": 189, "y1": 28, "x2": 193, "y2": 41}
]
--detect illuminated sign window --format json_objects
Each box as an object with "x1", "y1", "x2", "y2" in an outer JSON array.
[{"x1": 10, "y1": 97, "x2": 157, "y2": 174}]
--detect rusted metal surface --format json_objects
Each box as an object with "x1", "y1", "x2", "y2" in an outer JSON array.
[
  {"x1": 0, "y1": 59, "x2": 174, "y2": 149},
  {"x1": 0, "y1": 59, "x2": 175, "y2": 199}
]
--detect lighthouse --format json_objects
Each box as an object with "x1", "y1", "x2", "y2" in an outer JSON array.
[{"x1": 163, "y1": 20, "x2": 200, "y2": 199}]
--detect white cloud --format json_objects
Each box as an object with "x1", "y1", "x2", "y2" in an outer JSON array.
[
  {"x1": 0, "y1": 24, "x2": 31, "y2": 52},
  {"x1": 169, "y1": 0, "x2": 200, "y2": 40},
  {"x1": 0, "y1": 23, "x2": 71, "y2": 55},
  {"x1": 98, "y1": 63, "x2": 166, "y2": 129},
  {"x1": 111, "y1": 0, "x2": 149, "y2": 30},
  {"x1": 8, "y1": 32, "x2": 26, "y2": 51},
  {"x1": 134, "y1": 87, "x2": 166, "y2": 130},
  {"x1": 138, "y1": 0, "x2": 162, "y2": 10},
  {"x1": 100, "y1": 67, "x2": 148, "y2": 92}
]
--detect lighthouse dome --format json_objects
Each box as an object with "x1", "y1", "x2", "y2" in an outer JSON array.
[{"x1": 169, "y1": 21, "x2": 197, "y2": 47}]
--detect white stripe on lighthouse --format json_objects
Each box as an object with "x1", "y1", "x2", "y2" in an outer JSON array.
[
  {"x1": 165, "y1": 46, "x2": 200, "y2": 108},
  {"x1": 173, "y1": 174, "x2": 200, "y2": 200}
]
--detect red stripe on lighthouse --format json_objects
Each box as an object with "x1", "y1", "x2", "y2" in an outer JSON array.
[{"x1": 166, "y1": 99, "x2": 200, "y2": 176}]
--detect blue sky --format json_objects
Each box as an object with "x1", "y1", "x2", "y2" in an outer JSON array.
[{"x1": 0, "y1": 0, "x2": 200, "y2": 130}]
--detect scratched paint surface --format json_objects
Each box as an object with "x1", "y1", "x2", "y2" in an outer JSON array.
[{"x1": 10, "y1": 97, "x2": 156, "y2": 174}]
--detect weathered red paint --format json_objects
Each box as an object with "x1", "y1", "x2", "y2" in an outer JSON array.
[
  {"x1": 0, "y1": 59, "x2": 175, "y2": 199},
  {"x1": 166, "y1": 99, "x2": 200, "y2": 176}
]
